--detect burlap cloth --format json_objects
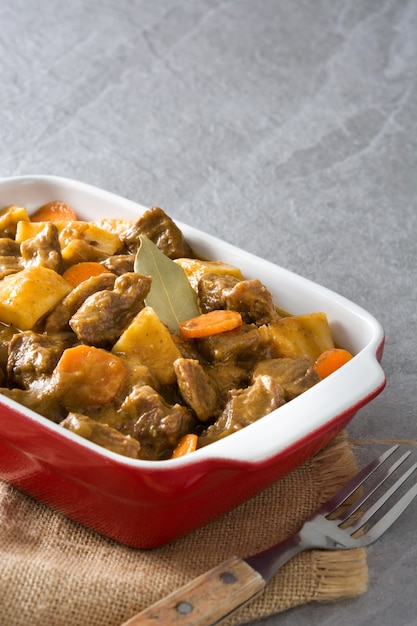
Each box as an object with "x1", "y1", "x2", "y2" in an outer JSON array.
[{"x1": 0, "y1": 431, "x2": 369, "y2": 626}]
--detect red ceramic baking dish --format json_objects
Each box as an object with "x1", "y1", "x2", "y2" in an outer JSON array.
[{"x1": 0, "y1": 175, "x2": 386, "y2": 548}]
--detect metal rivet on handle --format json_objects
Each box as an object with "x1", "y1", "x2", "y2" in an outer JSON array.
[
  {"x1": 176, "y1": 601, "x2": 193, "y2": 614},
  {"x1": 220, "y1": 572, "x2": 237, "y2": 585}
]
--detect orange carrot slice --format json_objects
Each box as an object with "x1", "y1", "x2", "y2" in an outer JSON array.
[
  {"x1": 313, "y1": 348, "x2": 354, "y2": 379},
  {"x1": 62, "y1": 262, "x2": 110, "y2": 287},
  {"x1": 53, "y1": 345, "x2": 126, "y2": 406},
  {"x1": 171, "y1": 434, "x2": 198, "y2": 458},
  {"x1": 179, "y1": 310, "x2": 243, "y2": 339},
  {"x1": 31, "y1": 201, "x2": 78, "y2": 222}
]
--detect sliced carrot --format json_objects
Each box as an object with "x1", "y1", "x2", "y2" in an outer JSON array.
[
  {"x1": 53, "y1": 345, "x2": 126, "y2": 407},
  {"x1": 171, "y1": 433, "x2": 198, "y2": 459},
  {"x1": 179, "y1": 310, "x2": 243, "y2": 339},
  {"x1": 62, "y1": 262, "x2": 110, "y2": 288},
  {"x1": 313, "y1": 348, "x2": 354, "y2": 379},
  {"x1": 31, "y1": 201, "x2": 78, "y2": 222}
]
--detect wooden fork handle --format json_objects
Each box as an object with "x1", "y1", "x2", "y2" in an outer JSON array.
[{"x1": 120, "y1": 556, "x2": 265, "y2": 626}]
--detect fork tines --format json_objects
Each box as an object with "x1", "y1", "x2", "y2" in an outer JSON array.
[{"x1": 322, "y1": 444, "x2": 417, "y2": 540}]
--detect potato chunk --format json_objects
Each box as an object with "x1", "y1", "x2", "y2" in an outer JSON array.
[
  {"x1": 112, "y1": 306, "x2": 182, "y2": 386},
  {"x1": 0, "y1": 205, "x2": 30, "y2": 238},
  {"x1": 0, "y1": 266, "x2": 72, "y2": 330},
  {"x1": 174, "y1": 258, "x2": 245, "y2": 291},
  {"x1": 91, "y1": 218, "x2": 135, "y2": 237},
  {"x1": 61, "y1": 223, "x2": 123, "y2": 265},
  {"x1": 16, "y1": 220, "x2": 70, "y2": 243},
  {"x1": 260, "y1": 312, "x2": 334, "y2": 363}
]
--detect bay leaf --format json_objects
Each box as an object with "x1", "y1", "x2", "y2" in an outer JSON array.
[{"x1": 134, "y1": 235, "x2": 200, "y2": 331}]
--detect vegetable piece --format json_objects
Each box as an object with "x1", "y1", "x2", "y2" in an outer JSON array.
[
  {"x1": 313, "y1": 348, "x2": 354, "y2": 379},
  {"x1": 179, "y1": 309, "x2": 243, "y2": 339},
  {"x1": 0, "y1": 266, "x2": 72, "y2": 330},
  {"x1": 31, "y1": 201, "x2": 78, "y2": 222},
  {"x1": 62, "y1": 262, "x2": 110, "y2": 287},
  {"x1": 52, "y1": 345, "x2": 126, "y2": 408},
  {"x1": 58, "y1": 221, "x2": 90, "y2": 247},
  {"x1": 112, "y1": 306, "x2": 182, "y2": 386},
  {"x1": 61, "y1": 238, "x2": 108, "y2": 264},
  {"x1": 16, "y1": 220, "x2": 72, "y2": 243},
  {"x1": 259, "y1": 312, "x2": 334, "y2": 363},
  {"x1": 91, "y1": 218, "x2": 135, "y2": 237},
  {"x1": 134, "y1": 235, "x2": 200, "y2": 331},
  {"x1": 0, "y1": 205, "x2": 30, "y2": 238},
  {"x1": 174, "y1": 258, "x2": 245, "y2": 291},
  {"x1": 81, "y1": 224, "x2": 123, "y2": 256},
  {"x1": 171, "y1": 433, "x2": 198, "y2": 459},
  {"x1": 61, "y1": 224, "x2": 123, "y2": 265}
]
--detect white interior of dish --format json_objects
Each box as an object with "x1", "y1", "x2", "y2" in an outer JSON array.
[{"x1": 0, "y1": 176, "x2": 386, "y2": 465}]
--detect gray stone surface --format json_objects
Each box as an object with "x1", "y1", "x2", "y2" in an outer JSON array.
[{"x1": 0, "y1": 1, "x2": 416, "y2": 624}]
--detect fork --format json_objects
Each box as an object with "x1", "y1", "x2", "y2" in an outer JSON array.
[{"x1": 121, "y1": 445, "x2": 417, "y2": 626}]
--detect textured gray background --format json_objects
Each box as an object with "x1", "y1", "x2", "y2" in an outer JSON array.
[{"x1": 0, "y1": 1, "x2": 416, "y2": 625}]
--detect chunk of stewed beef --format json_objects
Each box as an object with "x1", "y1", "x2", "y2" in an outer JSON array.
[
  {"x1": 252, "y1": 356, "x2": 320, "y2": 400},
  {"x1": 0, "y1": 384, "x2": 66, "y2": 423},
  {"x1": 199, "y1": 374, "x2": 284, "y2": 446},
  {"x1": 44, "y1": 272, "x2": 117, "y2": 333},
  {"x1": 203, "y1": 362, "x2": 249, "y2": 405},
  {"x1": 0, "y1": 324, "x2": 17, "y2": 373},
  {"x1": 0, "y1": 256, "x2": 23, "y2": 278},
  {"x1": 198, "y1": 273, "x2": 278, "y2": 326},
  {"x1": 0, "y1": 238, "x2": 20, "y2": 256},
  {"x1": 225, "y1": 278, "x2": 279, "y2": 325},
  {"x1": 101, "y1": 254, "x2": 135, "y2": 275},
  {"x1": 122, "y1": 206, "x2": 192, "y2": 259},
  {"x1": 7, "y1": 330, "x2": 75, "y2": 389},
  {"x1": 198, "y1": 273, "x2": 240, "y2": 312},
  {"x1": 20, "y1": 222, "x2": 63, "y2": 273},
  {"x1": 69, "y1": 272, "x2": 152, "y2": 348},
  {"x1": 196, "y1": 324, "x2": 271, "y2": 370},
  {"x1": 116, "y1": 384, "x2": 194, "y2": 460},
  {"x1": 174, "y1": 358, "x2": 220, "y2": 421},
  {"x1": 61, "y1": 412, "x2": 141, "y2": 459}
]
